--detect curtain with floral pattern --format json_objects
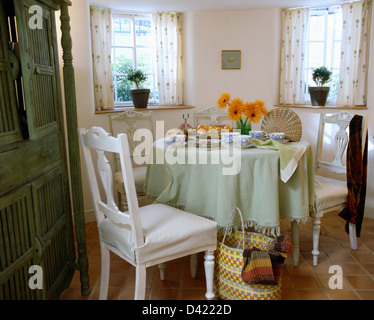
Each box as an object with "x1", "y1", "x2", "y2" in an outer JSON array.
[
  {"x1": 153, "y1": 12, "x2": 183, "y2": 105},
  {"x1": 336, "y1": 0, "x2": 372, "y2": 106},
  {"x1": 90, "y1": 6, "x2": 114, "y2": 110},
  {"x1": 279, "y1": 8, "x2": 309, "y2": 105}
]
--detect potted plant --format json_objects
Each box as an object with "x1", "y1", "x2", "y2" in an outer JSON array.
[
  {"x1": 308, "y1": 66, "x2": 333, "y2": 106},
  {"x1": 127, "y1": 69, "x2": 150, "y2": 108}
]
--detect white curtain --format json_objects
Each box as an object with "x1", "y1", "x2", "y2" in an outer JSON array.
[
  {"x1": 90, "y1": 6, "x2": 114, "y2": 110},
  {"x1": 337, "y1": 0, "x2": 372, "y2": 106},
  {"x1": 153, "y1": 12, "x2": 183, "y2": 105},
  {"x1": 279, "y1": 8, "x2": 309, "y2": 104}
]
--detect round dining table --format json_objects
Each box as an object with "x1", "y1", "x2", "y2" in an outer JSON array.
[{"x1": 144, "y1": 137, "x2": 315, "y2": 238}]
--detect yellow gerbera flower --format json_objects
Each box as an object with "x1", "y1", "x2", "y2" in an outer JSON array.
[
  {"x1": 243, "y1": 101, "x2": 262, "y2": 124},
  {"x1": 254, "y1": 99, "x2": 268, "y2": 116},
  {"x1": 227, "y1": 98, "x2": 244, "y2": 122},
  {"x1": 217, "y1": 92, "x2": 231, "y2": 109}
]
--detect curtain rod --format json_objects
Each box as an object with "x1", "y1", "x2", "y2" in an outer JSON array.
[
  {"x1": 111, "y1": 10, "x2": 178, "y2": 15},
  {"x1": 286, "y1": 0, "x2": 363, "y2": 10}
]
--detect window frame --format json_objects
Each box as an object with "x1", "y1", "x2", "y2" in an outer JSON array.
[
  {"x1": 304, "y1": 6, "x2": 342, "y2": 104},
  {"x1": 111, "y1": 12, "x2": 159, "y2": 107}
]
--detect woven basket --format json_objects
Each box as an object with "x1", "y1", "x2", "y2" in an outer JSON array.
[
  {"x1": 261, "y1": 108, "x2": 302, "y2": 142},
  {"x1": 214, "y1": 208, "x2": 282, "y2": 300}
]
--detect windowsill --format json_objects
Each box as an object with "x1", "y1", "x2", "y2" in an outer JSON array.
[
  {"x1": 274, "y1": 104, "x2": 368, "y2": 110},
  {"x1": 95, "y1": 105, "x2": 195, "y2": 114}
]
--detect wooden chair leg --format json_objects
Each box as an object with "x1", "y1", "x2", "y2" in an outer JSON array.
[
  {"x1": 291, "y1": 220, "x2": 300, "y2": 266},
  {"x1": 204, "y1": 250, "x2": 215, "y2": 300},
  {"x1": 134, "y1": 264, "x2": 146, "y2": 300},
  {"x1": 349, "y1": 222, "x2": 358, "y2": 250},
  {"x1": 99, "y1": 244, "x2": 110, "y2": 300},
  {"x1": 190, "y1": 254, "x2": 198, "y2": 278},
  {"x1": 312, "y1": 216, "x2": 321, "y2": 266}
]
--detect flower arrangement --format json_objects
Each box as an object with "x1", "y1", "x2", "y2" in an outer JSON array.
[{"x1": 217, "y1": 93, "x2": 268, "y2": 134}]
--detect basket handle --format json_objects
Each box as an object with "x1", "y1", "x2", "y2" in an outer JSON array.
[{"x1": 221, "y1": 207, "x2": 245, "y2": 249}]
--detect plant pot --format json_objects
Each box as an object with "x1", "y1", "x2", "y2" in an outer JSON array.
[
  {"x1": 308, "y1": 87, "x2": 330, "y2": 106},
  {"x1": 130, "y1": 89, "x2": 150, "y2": 108}
]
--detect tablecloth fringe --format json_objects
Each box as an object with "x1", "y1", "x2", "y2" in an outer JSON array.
[
  {"x1": 282, "y1": 215, "x2": 311, "y2": 225},
  {"x1": 145, "y1": 194, "x2": 312, "y2": 237},
  {"x1": 217, "y1": 219, "x2": 281, "y2": 238}
]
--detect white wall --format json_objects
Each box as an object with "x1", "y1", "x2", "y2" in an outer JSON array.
[
  {"x1": 58, "y1": 2, "x2": 374, "y2": 221},
  {"x1": 183, "y1": 8, "x2": 281, "y2": 123},
  {"x1": 183, "y1": 9, "x2": 374, "y2": 219}
]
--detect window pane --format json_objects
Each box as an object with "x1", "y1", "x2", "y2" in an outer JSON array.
[
  {"x1": 308, "y1": 42, "x2": 325, "y2": 67},
  {"x1": 135, "y1": 17, "x2": 153, "y2": 47},
  {"x1": 113, "y1": 48, "x2": 134, "y2": 75},
  {"x1": 309, "y1": 13, "x2": 326, "y2": 41},
  {"x1": 332, "y1": 9, "x2": 342, "y2": 41},
  {"x1": 112, "y1": 17, "x2": 134, "y2": 47},
  {"x1": 333, "y1": 42, "x2": 341, "y2": 69},
  {"x1": 115, "y1": 75, "x2": 132, "y2": 102},
  {"x1": 142, "y1": 74, "x2": 158, "y2": 101},
  {"x1": 111, "y1": 14, "x2": 158, "y2": 105},
  {"x1": 137, "y1": 47, "x2": 155, "y2": 73},
  {"x1": 328, "y1": 70, "x2": 340, "y2": 101}
]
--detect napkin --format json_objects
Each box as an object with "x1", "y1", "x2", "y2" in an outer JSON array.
[{"x1": 252, "y1": 139, "x2": 306, "y2": 183}]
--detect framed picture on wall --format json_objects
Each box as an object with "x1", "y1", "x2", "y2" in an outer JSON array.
[{"x1": 222, "y1": 50, "x2": 241, "y2": 69}]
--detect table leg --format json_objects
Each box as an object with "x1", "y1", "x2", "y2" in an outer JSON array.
[{"x1": 291, "y1": 221, "x2": 300, "y2": 266}]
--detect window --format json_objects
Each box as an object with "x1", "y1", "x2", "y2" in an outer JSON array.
[
  {"x1": 304, "y1": 6, "x2": 342, "y2": 103},
  {"x1": 111, "y1": 14, "x2": 158, "y2": 106}
]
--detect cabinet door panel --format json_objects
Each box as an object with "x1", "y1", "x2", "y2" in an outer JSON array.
[
  {"x1": 0, "y1": 0, "x2": 22, "y2": 146},
  {"x1": 31, "y1": 166, "x2": 75, "y2": 299},
  {"x1": 0, "y1": 147, "x2": 26, "y2": 195},
  {"x1": 14, "y1": 0, "x2": 60, "y2": 140},
  {"x1": 0, "y1": 185, "x2": 37, "y2": 300}
]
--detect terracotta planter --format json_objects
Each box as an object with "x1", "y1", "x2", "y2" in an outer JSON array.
[
  {"x1": 130, "y1": 89, "x2": 150, "y2": 108},
  {"x1": 308, "y1": 87, "x2": 330, "y2": 106}
]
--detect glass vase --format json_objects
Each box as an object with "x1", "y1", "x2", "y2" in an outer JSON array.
[{"x1": 236, "y1": 118, "x2": 252, "y2": 135}]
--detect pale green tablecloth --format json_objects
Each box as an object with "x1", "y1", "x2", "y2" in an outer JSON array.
[{"x1": 144, "y1": 139, "x2": 315, "y2": 236}]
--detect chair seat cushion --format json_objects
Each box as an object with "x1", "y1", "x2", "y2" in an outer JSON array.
[
  {"x1": 315, "y1": 175, "x2": 347, "y2": 212},
  {"x1": 114, "y1": 166, "x2": 147, "y2": 194},
  {"x1": 98, "y1": 203, "x2": 217, "y2": 264}
]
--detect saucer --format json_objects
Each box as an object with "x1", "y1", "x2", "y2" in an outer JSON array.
[
  {"x1": 272, "y1": 139, "x2": 289, "y2": 144},
  {"x1": 192, "y1": 138, "x2": 221, "y2": 149},
  {"x1": 233, "y1": 141, "x2": 256, "y2": 149}
]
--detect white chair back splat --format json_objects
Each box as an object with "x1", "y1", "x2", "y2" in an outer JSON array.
[
  {"x1": 108, "y1": 110, "x2": 154, "y2": 211},
  {"x1": 195, "y1": 106, "x2": 235, "y2": 127}
]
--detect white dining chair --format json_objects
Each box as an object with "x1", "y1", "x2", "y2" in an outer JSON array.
[
  {"x1": 108, "y1": 110, "x2": 154, "y2": 211},
  {"x1": 78, "y1": 126, "x2": 217, "y2": 300},
  {"x1": 311, "y1": 111, "x2": 368, "y2": 266},
  {"x1": 195, "y1": 106, "x2": 235, "y2": 127}
]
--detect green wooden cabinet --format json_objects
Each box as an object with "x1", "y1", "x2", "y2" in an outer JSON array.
[{"x1": 0, "y1": 0, "x2": 89, "y2": 299}]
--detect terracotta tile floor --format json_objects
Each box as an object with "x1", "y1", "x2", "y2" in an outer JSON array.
[{"x1": 60, "y1": 205, "x2": 374, "y2": 300}]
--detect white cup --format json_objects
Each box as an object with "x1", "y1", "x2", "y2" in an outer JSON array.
[
  {"x1": 248, "y1": 131, "x2": 265, "y2": 140},
  {"x1": 221, "y1": 131, "x2": 240, "y2": 144},
  {"x1": 269, "y1": 132, "x2": 285, "y2": 141}
]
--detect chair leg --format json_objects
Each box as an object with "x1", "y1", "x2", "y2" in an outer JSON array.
[
  {"x1": 99, "y1": 243, "x2": 110, "y2": 300},
  {"x1": 312, "y1": 216, "x2": 321, "y2": 266},
  {"x1": 190, "y1": 254, "x2": 198, "y2": 278},
  {"x1": 349, "y1": 222, "x2": 358, "y2": 250},
  {"x1": 134, "y1": 264, "x2": 146, "y2": 300},
  {"x1": 291, "y1": 220, "x2": 299, "y2": 267},
  {"x1": 158, "y1": 263, "x2": 166, "y2": 281},
  {"x1": 204, "y1": 250, "x2": 215, "y2": 300}
]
